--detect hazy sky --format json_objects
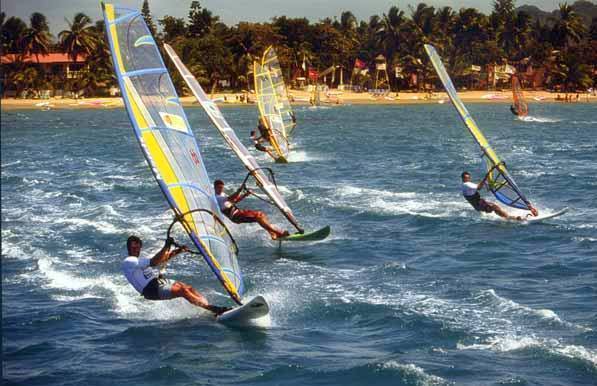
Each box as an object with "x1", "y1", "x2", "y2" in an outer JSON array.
[{"x1": 2, "y1": 0, "x2": 570, "y2": 34}]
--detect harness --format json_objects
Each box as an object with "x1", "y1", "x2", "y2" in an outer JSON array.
[{"x1": 464, "y1": 191, "x2": 482, "y2": 210}]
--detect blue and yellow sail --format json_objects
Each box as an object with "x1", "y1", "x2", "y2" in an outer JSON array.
[
  {"x1": 424, "y1": 44, "x2": 534, "y2": 211},
  {"x1": 102, "y1": 3, "x2": 243, "y2": 304}
]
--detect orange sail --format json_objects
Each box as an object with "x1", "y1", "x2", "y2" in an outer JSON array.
[{"x1": 511, "y1": 75, "x2": 528, "y2": 117}]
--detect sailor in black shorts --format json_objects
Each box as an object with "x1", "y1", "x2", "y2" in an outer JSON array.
[
  {"x1": 461, "y1": 171, "x2": 523, "y2": 220},
  {"x1": 122, "y1": 236, "x2": 230, "y2": 315}
]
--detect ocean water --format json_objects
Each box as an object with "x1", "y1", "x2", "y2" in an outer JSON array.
[{"x1": 2, "y1": 103, "x2": 596, "y2": 386}]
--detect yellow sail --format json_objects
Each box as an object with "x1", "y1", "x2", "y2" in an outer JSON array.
[
  {"x1": 253, "y1": 47, "x2": 294, "y2": 162},
  {"x1": 424, "y1": 44, "x2": 534, "y2": 211},
  {"x1": 102, "y1": 3, "x2": 243, "y2": 304}
]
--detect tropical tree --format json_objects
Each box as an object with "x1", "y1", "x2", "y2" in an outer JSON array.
[
  {"x1": 11, "y1": 66, "x2": 41, "y2": 97},
  {"x1": 188, "y1": 1, "x2": 218, "y2": 38},
  {"x1": 551, "y1": 2, "x2": 586, "y2": 50},
  {"x1": 1, "y1": 15, "x2": 28, "y2": 53},
  {"x1": 160, "y1": 15, "x2": 187, "y2": 42},
  {"x1": 550, "y1": 47, "x2": 593, "y2": 91},
  {"x1": 59, "y1": 13, "x2": 98, "y2": 62},
  {"x1": 376, "y1": 6, "x2": 407, "y2": 65},
  {"x1": 141, "y1": 0, "x2": 157, "y2": 37},
  {"x1": 491, "y1": 0, "x2": 516, "y2": 57},
  {"x1": 20, "y1": 12, "x2": 53, "y2": 62},
  {"x1": 452, "y1": 8, "x2": 491, "y2": 65}
]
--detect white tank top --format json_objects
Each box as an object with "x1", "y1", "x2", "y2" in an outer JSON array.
[
  {"x1": 122, "y1": 255, "x2": 157, "y2": 294},
  {"x1": 461, "y1": 181, "x2": 479, "y2": 197},
  {"x1": 216, "y1": 192, "x2": 235, "y2": 212}
]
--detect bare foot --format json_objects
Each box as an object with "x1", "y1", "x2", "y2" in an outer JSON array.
[{"x1": 271, "y1": 230, "x2": 289, "y2": 240}]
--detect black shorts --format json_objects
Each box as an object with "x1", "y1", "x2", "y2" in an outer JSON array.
[
  {"x1": 142, "y1": 278, "x2": 173, "y2": 300},
  {"x1": 466, "y1": 194, "x2": 493, "y2": 213},
  {"x1": 472, "y1": 198, "x2": 493, "y2": 213}
]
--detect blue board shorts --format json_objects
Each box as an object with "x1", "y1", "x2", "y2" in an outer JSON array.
[{"x1": 142, "y1": 278, "x2": 174, "y2": 300}]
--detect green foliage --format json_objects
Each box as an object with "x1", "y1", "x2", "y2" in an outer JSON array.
[
  {"x1": 58, "y1": 13, "x2": 98, "y2": 62},
  {"x1": 160, "y1": 16, "x2": 187, "y2": 41},
  {"x1": 141, "y1": 0, "x2": 157, "y2": 37},
  {"x1": 2, "y1": 1, "x2": 595, "y2": 95},
  {"x1": 188, "y1": 1, "x2": 218, "y2": 38}
]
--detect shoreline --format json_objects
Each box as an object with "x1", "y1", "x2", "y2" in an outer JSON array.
[{"x1": 1, "y1": 90, "x2": 595, "y2": 111}]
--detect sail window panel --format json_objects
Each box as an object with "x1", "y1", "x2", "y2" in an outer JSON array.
[{"x1": 114, "y1": 14, "x2": 163, "y2": 74}]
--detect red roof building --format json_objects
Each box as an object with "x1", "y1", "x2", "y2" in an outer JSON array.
[{"x1": 1, "y1": 53, "x2": 87, "y2": 64}]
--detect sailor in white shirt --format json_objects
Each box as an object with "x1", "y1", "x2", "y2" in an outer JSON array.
[
  {"x1": 122, "y1": 235, "x2": 231, "y2": 315},
  {"x1": 213, "y1": 179, "x2": 289, "y2": 239},
  {"x1": 461, "y1": 171, "x2": 522, "y2": 220}
]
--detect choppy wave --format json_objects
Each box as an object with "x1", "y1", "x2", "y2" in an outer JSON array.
[
  {"x1": 379, "y1": 361, "x2": 450, "y2": 385},
  {"x1": 3, "y1": 105, "x2": 596, "y2": 386},
  {"x1": 323, "y1": 185, "x2": 469, "y2": 218},
  {"x1": 519, "y1": 116, "x2": 561, "y2": 123}
]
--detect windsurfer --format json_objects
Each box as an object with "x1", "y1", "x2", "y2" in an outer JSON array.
[
  {"x1": 122, "y1": 235, "x2": 231, "y2": 315},
  {"x1": 250, "y1": 129, "x2": 276, "y2": 159},
  {"x1": 461, "y1": 171, "x2": 537, "y2": 220},
  {"x1": 510, "y1": 105, "x2": 519, "y2": 116},
  {"x1": 214, "y1": 179, "x2": 289, "y2": 239},
  {"x1": 250, "y1": 117, "x2": 278, "y2": 159}
]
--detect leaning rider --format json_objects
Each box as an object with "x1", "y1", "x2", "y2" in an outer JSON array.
[
  {"x1": 122, "y1": 235, "x2": 231, "y2": 315},
  {"x1": 214, "y1": 179, "x2": 289, "y2": 240},
  {"x1": 461, "y1": 170, "x2": 538, "y2": 220}
]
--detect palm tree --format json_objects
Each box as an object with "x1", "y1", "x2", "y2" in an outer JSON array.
[
  {"x1": 58, "y1": 13, "x2": 97, "y2": 63},
  {"x1": 339, "y1": 11, "x2": 358, "y2": 32},
  {"x1": 551, "y1": 3, "x2": 586, "y2": 50},
  {"x1": 11, "y1": 66, "x2": 41, "y2": 97},
  {"x1": 20, "y1": 13, "x2": 53, "y2": 63},
  {"x1": 2, "y1": 15, "x2": 28, "y2": 53},
  {"x1": 376, "y1": 6, "x2": 407, "y2": 64}
]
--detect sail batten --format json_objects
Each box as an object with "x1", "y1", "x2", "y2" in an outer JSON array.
[
  {"x1": 103, "y1": 3, "x2": 244, "y2": 304},
  {"x1": 164, "y1": 44, "x2": 302, "y2": 232},
  {"x1": 424, "y1": 44, "x2": 534, "y2": 212},
  {"x1": 253, "y1": 46, "x2": 297, "y2": 161}
]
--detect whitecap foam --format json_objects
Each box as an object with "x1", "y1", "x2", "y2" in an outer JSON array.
[
  {"x1": 54, "y1": 217, "x2": 122, "y2": 234},
  {"x1": 276, "y1": 185, "x2": 305, "y2": 201},
  {"x1": 327, "y1": 185, "x2": 468, "y2": 218},
  {"x1": 519, "y1": 116, "x2": 561, "y2": 123},
  {"x1": 457, "y1": 335, "x2": 597, "y2": 368},
  {"x1": 286, "y1": 150, "x2": 325, "y2": 163},
  {"x1": 2, "y1": 160, "x2": 22, "y2": 168},
  {"x1": 380, "y1": 361, "x2": 449, "y2": 385},
  {"x1": 476, "y1": 289, "x2": 590, "y2": 331},
  {"x1": 34, "y1": 254, "x2": 208, "y2": 321}
]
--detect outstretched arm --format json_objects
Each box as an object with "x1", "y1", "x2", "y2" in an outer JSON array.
[
  {"x1": 229, "y1": 186, "x2": 251, "y2": 203},
  {"x1": 149, "y1": 239, "x2": 189, "y2": 266},
  {"x1": 149, "y1": 242, "x2": 172, "y2": 267}
]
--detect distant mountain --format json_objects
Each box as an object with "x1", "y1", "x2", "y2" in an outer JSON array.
[{"x1": 517, "y1": 0, "x2": 597, "y2": 27}]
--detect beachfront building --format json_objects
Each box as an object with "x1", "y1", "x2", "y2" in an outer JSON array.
[{"x1": 1, "y1": 52, "x2": 87, "y2": 98}]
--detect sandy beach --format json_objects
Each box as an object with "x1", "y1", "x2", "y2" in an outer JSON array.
[{"x1": 1, "y1": 89, "x2": 594, "y2": 111}]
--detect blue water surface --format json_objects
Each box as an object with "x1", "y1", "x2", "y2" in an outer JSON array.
[{"x1": 2, "y1": 102, "x2": 596, "y2": 385}]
